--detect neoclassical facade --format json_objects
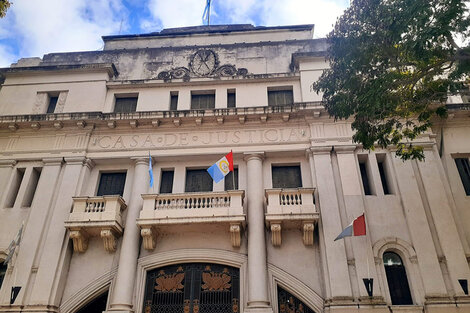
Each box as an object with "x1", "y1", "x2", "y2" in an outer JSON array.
[{"x1": 0, "y1": 24, "x2": 469, "y2": 313}]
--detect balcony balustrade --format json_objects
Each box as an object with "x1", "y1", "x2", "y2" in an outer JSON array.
[
  {"x1": 265, "y1": 188, "x2": 318, "y2": 246},
  {"x1": 64, "y1": 195, "x2": 127, "y2": 253},
  {"x1": 137, "y1": 190, "x2": 245, "y2": 250}
]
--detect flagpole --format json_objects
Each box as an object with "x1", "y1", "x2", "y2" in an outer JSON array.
[{"x1": 231, "y1": 150, "x2": 235, "y2": 190}]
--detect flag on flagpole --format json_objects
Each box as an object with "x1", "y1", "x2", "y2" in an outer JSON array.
[
  {"x1": 207, "y1": 151, "x2": 234, "y2": 183},
  {"x1": 334, "y1": 214, "x2": 366, "y2": 241},
  {"x1": 4, "y1": 222, "x2": 23, "y2": 265},
  {"x1": 148, "y1": 152, "x2": 154, "y2": 188}
]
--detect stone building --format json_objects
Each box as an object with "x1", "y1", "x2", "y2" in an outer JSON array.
[{"x1": 0, "y1": 24, "x2": 469, "y2": 313}]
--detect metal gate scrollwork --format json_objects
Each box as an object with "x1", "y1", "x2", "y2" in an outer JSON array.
[
  {"x1": 143, "y1": 263, "x2": 240, "y2": 313},
  {"x1": 277, "y1": 286, "x2": 315, "y2": 313}
]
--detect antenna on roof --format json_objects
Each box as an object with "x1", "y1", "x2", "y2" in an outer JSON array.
[{"x1": 202, "y1": 0, "x2": 212, "y2": 25}]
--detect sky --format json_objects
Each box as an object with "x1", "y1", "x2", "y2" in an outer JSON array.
[{"x1": 0, "y1": 0, "x2": 350, "y2": 67}]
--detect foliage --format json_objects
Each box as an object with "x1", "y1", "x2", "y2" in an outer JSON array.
[
  {"x1": 313, "y1": 0, "x2": 470, "y2": 160},
  {"x1": 0, "y1": 0, "x2": 11, "y2": 18}
]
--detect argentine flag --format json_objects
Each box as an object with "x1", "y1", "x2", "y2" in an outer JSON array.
[
  {"x1": 207, "y1": 151, "x2": 234, "y2": 183},
  {"x1": 149, "y1": 152, "x2": 154, "y2": 188}
]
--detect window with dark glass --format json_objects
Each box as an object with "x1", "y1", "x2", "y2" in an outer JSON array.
[
  {"x1": 358, "y1": 159, "x2": 372, "y2": 195},
  {"x1": 376, "y1": 155, "x2": 391, "y2": 195},
  {"x1": 455, "y1": 158, "x2": 470, "y2": 195},
  {"x1": 0, "y1": 262, "x2": 6, "y2": 291},
  {"x1": 76, "y1": 290, "x2": 109, "y2": 313},
  {"x1": 160, "y1": 170, "x2": 174, "y2": 194},
  {"x1": 272, "y1": 165, "x2": 302, "y2": 188},
  {"x1": 383, "y1": 252, "x2": 413, "y2": 305},
  {"x1": 227, "y1": 90, "x2": 236, "y2": 108},
  {"x1": 225, "y1": 168, "x2": 238, "y2": 190},
  {"x1": 278, "y1": 286, "x2": 315, "y2": 313},
  {"x1": 114, "y1": 97, "x2": 137, "y2": 113},
  {"x1": 5, "y1": 168, "x2": 25, "y2": 208},
  {"x1": 22, "y1": 167, "x2": 42, "y2": 207},
  {"x1": 46, "y1": 95, "x2": 58, "y2": 113},
  {"x1": 268, "y1": 88, "x2": 293, "y2": 106},
  {"x1": 191, "y1": 91, "x2": 215, "y2": 109},
  {"x1": 185, "y1": 169, "x2": 213, "y2": 192},
  {"x1": 170, "y1": 92, "x2": 179, "y2": 111},
  {"x1": 97, "y1": 172, "x2": 126, "y2": 196}
]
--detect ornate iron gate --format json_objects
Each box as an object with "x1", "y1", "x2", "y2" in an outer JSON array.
[
  {"x1": 143, "y1": 263, "x2": 240, "y2": 313},
  {"x1": 277, "y1": 286, "x2": 315, "y2": 313}
]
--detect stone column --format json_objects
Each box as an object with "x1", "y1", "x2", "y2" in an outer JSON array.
[
  {"x1": 308, "y1": 147, "x2": 353, "y2": 303},
  {"x1": 108, "y1": 157, "x2": 148, "y2": 312},
  {"x1": 244, "y1": 152, "x2": 272, "y2": 312}
]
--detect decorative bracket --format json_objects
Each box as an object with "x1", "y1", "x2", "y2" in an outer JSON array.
[
  {"x1": 100, "y1": 228, "x2": 118, "y2": 252},
  {"x1": 230, "y1": 223, "x2": 241, "y2": 248},
  {"x1": 270, "y1": 223, "x2": 282, "y2": 246},
  {"x1": 69, "y1": 229, "x2": 89, "y2": 253},
  {"x1": 303, "y1": 222, "x2": 314, "y2": 246},
  {"x1": 141, "y1": 226, "x2": 157, "y2": 250}
]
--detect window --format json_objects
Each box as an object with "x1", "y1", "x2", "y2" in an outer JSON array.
[
  {"x1": 160, "y1": 170, "x2": 174, "y2": 194},
  {"x1": 76, "y1": 291, "x2": 109, "y2": 313},
  {"x1": 22, "y1": 167, "x2": 42, "y2": 207},
  {"x1": 358, "y1": 157, "x2": 372, "y2": 195},
  {"x1": 278, "y1": 286, "x2": 315, "y2": 313},
  {"x1": 455, "y1": 158, "x2": 470, "y2": 195},
  {"x1": 268, "y1": 88, "x2": 293, "y2": 106},
  {"x1": 191, "y1": 91, "x2": 215, "y2": 109},
  {"x1": 376, "y1": 154, "x2": 391, "y2": 195},
  {"x1": 224, "y1": 168, "x2": 238, "y2": 190},
  {"x1": 114, "y1": 96, "x2": 137, "y2": 113},
  {"x1": 0, "y1": 262, "x2": 6, "y2": 291},
  {"x1": 170, "y1": 92, "x2": 179, "y2": 111},
  {"x1": 227, "y1": 89, "x2": 236, "y2": 108},
  {"x1": 383, "y1": 252, "x2": 413, "y2": 305},
  {"x1": 272, "y1": 165, "x2": 302, "y2": 188},
  {"x1": 5, "y1": 168, "x2": 25, "y2": 208},
  {"x1": 46, "y1": 95, "x2": 58, "y2": 113},
  {"x1": 97, "y1": 172, "x2": 126, "y2": 196},
  {"x1": 185, "y1": 169, "x2": 212, "y2": 192}
]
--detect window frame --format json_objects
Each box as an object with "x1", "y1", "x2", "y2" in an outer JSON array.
[
  {"x1": 96, "y1": 172, "x2": 127, "y2": 196},
  {"x1": 271, "y1": 164, "x2": 302, "y2": 189},
  {"x1": 267, "y1": 87, "x2": 294, "y2": 106},
  {"x1": 185, "y1": 168, "x2": 213, "y2": 192},
  {"x1": 383, "y1": 251, "x2": 414, "y2": 305},
  {"x1": 190, "y1": 90, "x2": 216, "y2": 110},
  {"x1": 113, "y1": 94, "x2": 138, "y2": 113},
  {"x1": 454, "y1": 157, "x2": 470, "y2": 196}
]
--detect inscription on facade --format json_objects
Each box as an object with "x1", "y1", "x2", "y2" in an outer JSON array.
[{"x1": 91, "y1": 128, "x2": 309, "y2": 150}]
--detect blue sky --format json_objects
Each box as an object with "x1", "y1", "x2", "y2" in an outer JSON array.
[{"x1": 0, "y1": 0, "x2": 350, "y2": 67}]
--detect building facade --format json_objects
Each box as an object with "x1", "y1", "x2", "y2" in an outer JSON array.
[{"x1": 0, "y1": 24, "x2": 469, "y2": 313}]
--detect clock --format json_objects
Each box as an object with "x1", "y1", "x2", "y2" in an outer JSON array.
[{"x1": 190, "y1": 49, "x2": 218, "y2": 76}]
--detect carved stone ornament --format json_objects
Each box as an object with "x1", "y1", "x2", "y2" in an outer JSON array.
[
  {"x1": 303, "y1": 222, "x2": 315, "y2": 246},
  {"x1": 69, "y1": 229, "x2": 89, "y2": 253},
  {"x1": 271, "y1": 223, "x2": 282, "y2": 247},
  {"x1": 230, "y1": 223, "x2": 241, "y2": 248},
  {"x1": 100, "y1": 229, "x2": 118, "y2": 252},
  {"x1": 141, "y1": 226, "x2": 156, "y2": 250},
  {"x1": 156, "y1": 49, "x2": 248, "y2": 81}
]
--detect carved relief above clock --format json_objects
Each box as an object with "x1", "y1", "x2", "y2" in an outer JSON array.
[{"x1": 156, "y1": 49, "x2": 248, "y2": 81}]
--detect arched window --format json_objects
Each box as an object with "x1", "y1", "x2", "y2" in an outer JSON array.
[
  {"x1": 0, "y1": 262, "x2": 7, "y2": 290},
  {"x1": 383, "y1": 251, "x2": 413, "y2": 305},
  {"x1": 75, "y1": 291, "x2": 108, "y2": 313}
]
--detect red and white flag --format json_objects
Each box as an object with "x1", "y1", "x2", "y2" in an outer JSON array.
[{"x1": 334, "y1": 214, "x2": 366, "y2": 241}]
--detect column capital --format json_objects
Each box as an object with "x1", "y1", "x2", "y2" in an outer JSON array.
[
  {"x1": 131, "y1": 157, "x2": 148, "y2": 166},
  {"x1": 83, "y1": 158, "x2": 95, "y2": 170},
  {"x1": 42, "y1": 157, "x2": 64, "y2": 166},
  {"x1": 243, "y1": 152, "x2": 264, "y2": 162},
  {"x1": 334, "y1": 145, "x2": 358, "y2": 154},
  {"x1": 308, "y1": 146, "x2": 332, "y2": 155},
  {"x1": 0, "y1": 159, "x2": 16, "y2": 168},
  {"x1": 64, "y1": 157, "x2": 87, "y2": 165}
]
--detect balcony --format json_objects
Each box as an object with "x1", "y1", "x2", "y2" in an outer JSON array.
[
  {"x1": 64, "y1": 196, "x2": 127, "y2": 253},
  {"x1": 265, "y1": 188, "x2": 318, "y2": 246},
  {"x1": 137, "y1": 190, "x2": 245, "y2": 250}
]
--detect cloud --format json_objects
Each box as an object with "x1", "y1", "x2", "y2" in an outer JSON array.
[
  {"x1": 0, "y1": 0, "x2": 127, "y2": 62},
  {"x1": 146, "y1": 0, "x2": 207, "y2": 30},
  {"x1": 0, "y1": 44, "x2": 16, "y2": 67}
]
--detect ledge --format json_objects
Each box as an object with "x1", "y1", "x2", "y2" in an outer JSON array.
[{"x1": 0, "y1": 63, "x2": 118, "y2": 78}]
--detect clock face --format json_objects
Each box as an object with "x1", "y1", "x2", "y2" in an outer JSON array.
[{"x1": 190, "y1": 50, "x2": 217, "y2": 76}]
